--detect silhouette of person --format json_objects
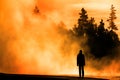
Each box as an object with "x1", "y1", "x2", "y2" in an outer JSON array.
[{"x1": 77, "y1": 50, "x2": 85, "y2": 78}]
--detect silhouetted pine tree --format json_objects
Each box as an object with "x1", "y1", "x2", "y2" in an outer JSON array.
[
  {"x1": 106, "y1": 5, "x2": 120, "y2": 57},
  {"x1": 72, "y1": 8, "x2": 88, "y2": 37},
  {"x1": 86, "y1": 17, "x2": 97, "y2": 37},
  {"x1": 107, "y1": 4, "x2": 117, "y2": 30},
  {"x1": 96, "y1": 20, "x2": 108, "y2": 57}
]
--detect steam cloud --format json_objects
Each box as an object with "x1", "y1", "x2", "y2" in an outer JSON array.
[
  {"x1": 0, "y1": 0, "x2": 79, "y2": 75},
  {"x1": 0, "y1": 0, "x2": 120, "y2": 77}
]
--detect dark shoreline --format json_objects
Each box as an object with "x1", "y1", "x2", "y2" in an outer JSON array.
[{"x1": 0, "y1": 73, "x2": 110, "y2": 80}]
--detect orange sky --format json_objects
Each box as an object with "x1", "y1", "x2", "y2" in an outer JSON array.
[
  {"x1": 1, "y1": 0, "x2": 120, "y2": 28},
  {"x1": 36, "y1": 0, "x2": 120, "y2": 32}
]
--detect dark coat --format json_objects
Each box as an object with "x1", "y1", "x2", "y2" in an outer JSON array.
[{"x1": 77, "y1": 53, "x2": 85, "y2": 66}]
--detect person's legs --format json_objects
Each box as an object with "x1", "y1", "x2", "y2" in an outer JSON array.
[
  {"x1": 79, "y1": 66, "x2": 81, "y2": 78},
  {"x1": 82, "y1": 66, "x2": 84, "y2": 78}
]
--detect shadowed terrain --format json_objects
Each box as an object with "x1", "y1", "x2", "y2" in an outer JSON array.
[{"x1": 0, "y1": 73, "x2": 110, "y2": 80}]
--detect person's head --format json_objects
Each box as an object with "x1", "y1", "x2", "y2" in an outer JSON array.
[{"x1": 79, "y1": 50, "x2": 82, "y2": 54}]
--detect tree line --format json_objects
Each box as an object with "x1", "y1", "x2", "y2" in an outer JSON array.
[{"x1": 70, "y1": 5, "x2": 120, "y2": 58}]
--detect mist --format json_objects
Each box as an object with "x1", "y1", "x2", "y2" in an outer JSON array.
[
  {"x1": 0, "y1": 0, "x2": 79, "y2": 75},
  {"x1": 0, "y1": 0, "x2": 120, "y2": 77}
]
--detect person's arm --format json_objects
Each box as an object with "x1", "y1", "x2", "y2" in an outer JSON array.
[{"x1": 77, "y1": 55, "x2": 79, "y2": 66}]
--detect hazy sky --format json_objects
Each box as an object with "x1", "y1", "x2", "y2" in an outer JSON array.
[
  {"x1": 70, "y1": 0, "x2": 120, "y2": 26},
  {"x1": 39, "y1": 0, "x2": 120, "y2": 35},
  {"x1": 36, "y1": 0, "x2": 120, "y2": 29}
]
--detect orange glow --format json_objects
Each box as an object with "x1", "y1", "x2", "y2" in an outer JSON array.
[{"x1": 0, "y1": 0, "x2": 120, "y2": 77}]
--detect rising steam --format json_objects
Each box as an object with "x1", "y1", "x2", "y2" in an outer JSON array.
[
  {"x1": 0, "y1": 0, "x2": 78, "y2": 75},
  {"x1": 0, "y1": 0, "x2": 120, "y2": 77}
]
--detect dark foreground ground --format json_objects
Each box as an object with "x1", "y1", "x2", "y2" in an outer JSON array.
[{"x1": 0, "y1": 73, "x2": 119, "y2": 80}]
